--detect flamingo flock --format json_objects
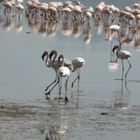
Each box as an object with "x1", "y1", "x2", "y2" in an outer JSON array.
[
  {"x1": 0, "y1": 1, "x2": 140, "y2": 45},
  {"x1": 42, "y1": 50, "x2": 85, "y2": 102},
  {"x1": 0, "y1": 0, "x2": 139, "y2": 101}
]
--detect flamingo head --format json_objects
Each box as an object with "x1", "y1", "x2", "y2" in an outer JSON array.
[
  {"x1": 49, "y1": 50, "x2": 57, "y2": 61},
  {"x1": 58, "y1": 54, "x2": 64, "y2": 63},
  {"x1": 112, "y1": 45, "x2": 120, "y2": 53},
  {"x1": 42, "y1": 51, "x2": 48, "y2": 60}
]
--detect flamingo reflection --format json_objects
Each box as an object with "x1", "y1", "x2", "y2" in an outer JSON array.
[{"x1": 113, "y1": 80, "x2": 130, "y2": 109}]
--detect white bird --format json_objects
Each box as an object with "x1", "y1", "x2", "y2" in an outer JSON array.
[
  {"x1": 15, "y1": 2, "x2": 24, "y2": 15},
  {"x1": 112, "y1": 45, "x2": 132, "y2": 80},
  {"x1": 71, "y1": 57, "x2": 85, "y2": 90},
  {"x1": 107, "y1": 24, "x2": 121, "y2": 63},
  {"x1": 107, "y1": 24, "x2": 120, "y2": 41},
  {"x1": 3, "y1": 0, "x2": 13, "y2": 15},
  {"x1": 57, "y1": 65, "x2": 71, "y2": 102},
  {"x1": 42, "y1": 50, "x2": 72, "y2": 100}
]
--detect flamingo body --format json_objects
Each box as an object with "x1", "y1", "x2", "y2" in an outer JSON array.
[
  {"x1": 57, "y1": 66, "x2": 70, "y2": 77},
  {"x1": 117, "y1": 50, "x2": 131, "y2": 60},
  {"x1": 72, "y1": 57, "x2": 85, "y2": 71}
]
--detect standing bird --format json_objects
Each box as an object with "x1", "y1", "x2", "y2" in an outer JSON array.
[
  {"x1": 42, "y1": 50, "x2": 57, "y2": 93},
  {"x1": 112, "y1": 45, "x2": 132, "y2": 80},
  {"x1": 107, "y1": 24, "x2": 120, "y2": 41},
  {"x1": 42, "y1": 50, "x2": 72, "y2": 100},
  {"x1": 45, "y1": 54, "x2": 71, "y2": 102},
  {"x1": 57, "y1": 64, "x2": 71, "y2": 102},
  {"x1": 71, "y1": 57, "x2": 85, "y2": 90},
  {"x1": 107, "y1": 24, "x2": 121, "y2": 63}
]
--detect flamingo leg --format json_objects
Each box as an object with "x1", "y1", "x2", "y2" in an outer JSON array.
[
  {"x1": 77, "y1": 69, "x2": 80, "y2": 92},
  {"x1": 71, "y1": 69, "x2": 80, "y2": 88},
  {"x1": 121, "y1": 60, "x2": 124, "y2": 80},
  {"x1": 58, "y1": 76, "x2": 62, "y2": 98},
  {"x1": 45, "y1": 74, "x2": 57, "y2": 91},
  {"x1": 65, "y1": 77, "x2": 69, "y2": 103},
  {"x1": 45, "y1": 77, "x2": 59, "y2": 99},
  {"x1": 125, "y1": 59, "x2": 131, "y2": 80}
]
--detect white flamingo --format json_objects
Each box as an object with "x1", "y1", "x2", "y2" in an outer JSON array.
[
  {"x1": 3, "y1": 0, "x2": 13, "y2": 15},
  {"x1": 57, "y1": 64, "x2": 71, "y2": 102},
  {"x1": 42, "y1": 50, "x2": 72, "y2": 100},
  {"x1": 112, "y1": 45, "x2": 132, "y2": 80},
  {"x1": 107, "y1": 24, "x2": 121, "y2": 62},
  {"x1": 15, "y1": 2, "x2": 24, "y2": 15},
  {"x1": 71, "y1": 57, "x2": 85, "y2": 90}
]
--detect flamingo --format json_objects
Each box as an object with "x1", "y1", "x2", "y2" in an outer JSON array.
[
  {"x1": 3, "y1": 0, "x2": 13, "y2": 15},
  {"x1": 15, "y1": 2, "x2": 24, "y2": 16},
  {"x1": 108, "y1": 24, "x2": 120, "y2": 41},
  {"x1": 107, "y1": 24, "x2": 121, "y2": 62},
  {"x1": 57, "y1": 64, "x2": 71, "y2": 102},
  {"x1": 112, "y1": 45, "x2": 132, "y2": 80},
  {"x1": 42, "y1": 50, "x2": 59, "y2": 93},
  {"x1": 45, "y1": 53, "x2": 71, "y2": 102},
  {"x1": 71, "y1": 57, "x2": 85, "y2": 90},
  {"x1": 42, "y1": 50, "x2": 72, "y2": 99}
]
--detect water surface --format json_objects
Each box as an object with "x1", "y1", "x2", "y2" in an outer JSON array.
[{"x1": 0, "y1": 0, "x2": 140, "y2": 140}]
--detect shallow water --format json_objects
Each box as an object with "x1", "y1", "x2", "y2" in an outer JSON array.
[{"x1": 0, "y1": 0, "x2": 140, "y2": 140}]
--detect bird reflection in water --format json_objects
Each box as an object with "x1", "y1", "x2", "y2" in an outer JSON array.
[
  {"x1": 15, "y1": 12, "x2": 23, "y2": 33},
  {"x1": 72, "y1": 21, "x2": 83, "y2": 38},
  {"x1": 46, "y1": 20, "x2": 60, "y2": 37},
  {"x1": 2, "y1": 12, "x2": 14, "y2": 31},
  {"x1": 45, "y1": 124, "x2": 68, "y2": 140},
  {"x1": 62, "y1": 20, "x2": 73, "y2": 36},
  {"x1": 113, "y1": 80, "x2": 130, "y2": 109},
  {"x1": 44, "y1": 100, "x2": 69, "y2": 140},
  {"x1": 83, "y1": 13, "x2": 93, "y2": 45}
]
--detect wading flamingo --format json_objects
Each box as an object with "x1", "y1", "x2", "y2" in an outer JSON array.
[
  {"x1": 42, "y1": 50, "x2": 72, "y2": 99},
  {"x1": 71, "y1": 57, "x2": 85, "y2": 90},
  {"x1": 112, "y1": 45, "x2": 132, "y2": 80}
]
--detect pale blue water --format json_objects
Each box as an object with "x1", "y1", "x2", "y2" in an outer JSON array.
[{"x1": 0, "y1": 0, "x2": 140, "y2": 140}]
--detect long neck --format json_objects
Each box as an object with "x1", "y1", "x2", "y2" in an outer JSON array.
[
  {"x1": 49, "y1": 51, "x2": 57, "y2": 63},
  {"x1": 116, "y1": 46, "x2": 121, "y2": 56},
  {"x1": 45, "y1": 53, "x2": 49, "y2": 67},
  {"x1": 58, "y1": 54, "x2": 64, "y2": 66}
]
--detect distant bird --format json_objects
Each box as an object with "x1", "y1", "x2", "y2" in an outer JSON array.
[
  {"x1": 71, "y1": 57, "x2": 85, "y2": 90},
  {"x1": 15, "y1": 2, "x2": 24, "y2": 16},
  {"x1": 107, "y1": 24, "x2": 121, "y2": 62},
  {"x1": 112, "y1": 45, "x2": 132, "y2": 80},
  {"x1": 3, "y1": 0, "x2": 13, "y2": 15},
  {"x1": 108, "y1": 24, "x2": 120, "y2": 42}
]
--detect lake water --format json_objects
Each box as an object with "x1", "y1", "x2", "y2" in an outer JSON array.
[{"x1": 0, "y1": 0, "x2": 140, "y2": 140}]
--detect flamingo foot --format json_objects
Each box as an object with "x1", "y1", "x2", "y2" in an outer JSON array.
[{"x1": 45, "y1": 92, "x2": 50, "y2": 100}]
